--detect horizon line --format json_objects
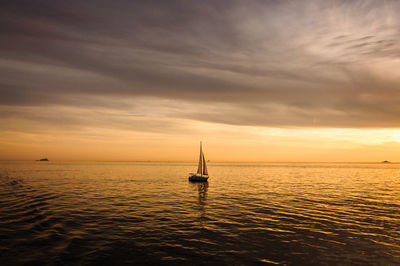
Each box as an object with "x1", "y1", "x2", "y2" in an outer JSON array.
[{"x1": 0, "y1": 160, "x2": 396, "y2": 164}]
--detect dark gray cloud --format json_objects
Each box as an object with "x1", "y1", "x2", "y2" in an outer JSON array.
[{"x1": 1, "y1": 0, "x2": 400, "y2": 129}]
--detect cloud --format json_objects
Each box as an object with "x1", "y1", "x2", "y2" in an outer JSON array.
[{"x1": 1, "y1": 0, "x2": 400, "y2": 130}]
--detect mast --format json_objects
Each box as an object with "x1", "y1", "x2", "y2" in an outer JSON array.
[{"x1": 197, "y1": 141, "x2": 203, "y2": 175}]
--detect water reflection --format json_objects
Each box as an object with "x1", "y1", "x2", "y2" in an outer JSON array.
[
  {"x1": 190, "y1": 182, "x2": 208, "y2": 225},
  {"x1": 2, "y1": 162, "x2": 400, "y2": 265},
  {"x1": 197, "y1": 182, "x2": 208, "y2": 206}
]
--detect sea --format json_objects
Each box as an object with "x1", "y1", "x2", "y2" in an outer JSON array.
[{"x1": 0, "y1": 161, "x2": 399, "y2": 265}]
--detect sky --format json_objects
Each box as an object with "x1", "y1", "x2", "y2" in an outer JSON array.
[{"x1": 1, "y1": 0, "x2": 400, "y2": 162}]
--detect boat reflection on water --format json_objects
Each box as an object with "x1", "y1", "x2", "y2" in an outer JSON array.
[
  {"x1": 196, "y1": 182, "x2": 208, "y2": 206},
  {"x1": 190, "y1": 182, "x2": 208, "y2": 225}
]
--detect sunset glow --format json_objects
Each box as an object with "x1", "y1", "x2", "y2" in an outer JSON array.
[{"x1": 1, "y1": 1, "x2": 400, "y2": 162}]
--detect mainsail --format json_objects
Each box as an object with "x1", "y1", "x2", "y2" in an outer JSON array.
[
  {"x1": 202, "y1": 153, "x2": 208, "y2": 175},
  {"x1": 196, "y1": 141, "x2": 208, "y2": 176}
]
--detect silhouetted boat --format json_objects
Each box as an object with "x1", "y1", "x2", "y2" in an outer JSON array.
[
  {"x1": 37, "y1": 158, "x2": 49, "y2": 161},
  {"x1": 381, "y1": 160, "x2": 391, "y2": 163},
  {"x1": 189, "y1": 142, "x2": 209, "y2": 182}
]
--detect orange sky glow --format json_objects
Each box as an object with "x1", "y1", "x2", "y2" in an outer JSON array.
[{"x1": 1, "y1": 1, "x2": 400, "y2": 162}]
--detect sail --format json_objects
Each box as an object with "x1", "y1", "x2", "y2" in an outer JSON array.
[
  {"x1": 202, "y1": 153, "x2": 208, "y2": 175},
  {"x1": 197, "y1": 142, "x2": 203, "y2": 174}
]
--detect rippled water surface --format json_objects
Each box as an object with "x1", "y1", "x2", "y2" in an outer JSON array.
[{"x1": 1, "y1": 162, "x2": 400, "y2": 265}]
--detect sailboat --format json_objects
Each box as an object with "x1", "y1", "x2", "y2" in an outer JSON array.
[{"x1": 189, "y1": 142, "x2": 209, "y2": 182}]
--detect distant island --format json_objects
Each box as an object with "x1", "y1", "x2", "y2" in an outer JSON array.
[
  {"x1": 36, "y1": 158, "x2": 49, "y2": 161},
  {"x1": 381, "y1": 160, "x2": 391, "y2": 163}
]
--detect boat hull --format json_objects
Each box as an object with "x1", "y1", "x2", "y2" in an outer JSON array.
[{"x1": 188, "y1": 175, "x2": 209, "y2": 182}]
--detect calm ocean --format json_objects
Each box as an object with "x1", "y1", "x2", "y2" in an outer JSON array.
[{"x1": 0, "y1": 162, "x2": 399, "y2": 265}]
